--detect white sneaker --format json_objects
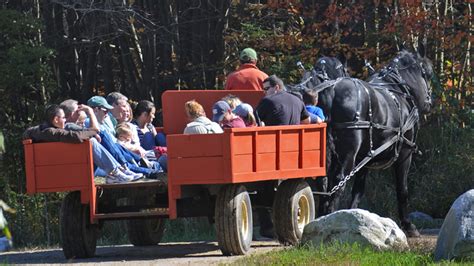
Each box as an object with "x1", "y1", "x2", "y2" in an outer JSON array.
[
  {"x1": 106, "y1": 169, "x2": 134, "y2": 184},
  {"x1": 121, "y1": 167, "x2": 144, "y2": 181}
]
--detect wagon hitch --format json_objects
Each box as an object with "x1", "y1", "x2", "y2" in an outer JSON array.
[{"x1": 312, "y1": 191, "x2": 332, "y2": 197}]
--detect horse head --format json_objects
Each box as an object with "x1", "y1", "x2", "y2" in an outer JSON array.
[
  {"x1": 379, "y1": 49, "x2": 434, "y2": 114},
  {"x1": 301, "y1": 56, "x2": 350, "y2": 90}
]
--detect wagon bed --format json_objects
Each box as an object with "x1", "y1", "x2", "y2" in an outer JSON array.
[{"x1": 23, "y1": 90, "x2": 327, "y2": 258}]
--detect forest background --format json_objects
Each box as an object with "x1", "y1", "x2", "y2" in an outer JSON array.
[{"x1": 0, "y1": 0, "x2": 472, "y2": 248}]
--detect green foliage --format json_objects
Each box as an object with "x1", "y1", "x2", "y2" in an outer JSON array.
[
  {"x1": 2, "y1": 186, "x2": 63, "y2": 247},
  {"x1": 97, "y1": 218, "x2": 215, "y2": 246},
  {"x1": 162, "y1": 218, "x2": 215, "y2": 242},
  {"x1": 0, "y1": 9, "x2": 56, "y2": 249},
  {"x1": 409, "y1": 123, "x2": 473, "y2": 218},
  {"x1": 353, "y1": 122, "x2": 473, "y2": 223}
]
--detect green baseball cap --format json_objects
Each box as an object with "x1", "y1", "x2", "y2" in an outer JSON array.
[
  {"x1": 87, "y1": 96, "x2": 113, "y2": 110},
  {"x1": 240, "y1": 48, "x2": 258, "y2": 61}
]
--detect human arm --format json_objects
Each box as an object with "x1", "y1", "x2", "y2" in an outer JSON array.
[
  {"x1": 50, "y1": 128, "x2": 99, "y2": 143},
  {"x1": 255, "y1": 99, "x2": 272, "y2": 126},
  {"x1": 78, "y1": 104, "x2": 100, "y2": 131},
  {"x1": 308, "y1": 113, "x2": 323, "y2": 123},
  {"x1": 314, "y1": 107, "x2": 325, "y2": 121},
  {"x1": 183, "y1": 124, "x2": 209, "y2": 134},
  {"x1": 25, "y1": 126, "x2": 98, "y2": 143},
  {"x1": 118, "y1": 139, "x2": 146, "y2": 157},
  {"x1": 300, "y1": 102, "x2": 310, "y2": 125}
]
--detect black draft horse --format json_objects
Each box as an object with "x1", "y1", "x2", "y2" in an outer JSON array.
[
  {"x1": 305, "y1": 49, "x2": 433, "y2": 237},
  {"x1": 302, "y1": 56, "x2": 350, "y2": 85}
]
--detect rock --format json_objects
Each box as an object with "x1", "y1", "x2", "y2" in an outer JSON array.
[
  {"x1": 301, "y1": 209, "x2": 408, "y2": 251},
  {"x1": 434, "y1": 189, "x2": 474, "y2": 261},
  {"x1": 408, "y1": 211, "x2": 433, "y2": 222}
]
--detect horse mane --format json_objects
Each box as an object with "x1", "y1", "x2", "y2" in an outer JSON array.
[
  {"x1": 372, "y1": 49, "x2": 433, "y2": 114},
  {"x1": 314, "y1": 56, "x2": 349, "y2": 80}
]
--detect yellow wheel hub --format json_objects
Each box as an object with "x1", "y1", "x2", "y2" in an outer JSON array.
[
  {"x1": 240, "y1": 199, "x2": 249, "y2": 239},
  {"x1": 297, "y1": 195, "x2": 310, "y2": 232}
]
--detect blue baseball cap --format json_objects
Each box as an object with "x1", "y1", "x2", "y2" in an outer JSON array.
[
  {"x1": 233, "y1": 103, "x2": 253, "y2": 118},
  {"x1": 212, "y1": 101, "x2": 231, "y2": 122}
]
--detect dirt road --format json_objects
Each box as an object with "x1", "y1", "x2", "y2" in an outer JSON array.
[
  {"x1": 0, "y1": 240, "x2": 282, "y2": 265},
  {"x1": 0, "y1": 230, "x2": 438, "y2": 265}
]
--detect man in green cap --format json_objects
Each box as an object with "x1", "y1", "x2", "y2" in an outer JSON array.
[{"x1": 225, "y1": 47, "x2": 268, "y2": 91}]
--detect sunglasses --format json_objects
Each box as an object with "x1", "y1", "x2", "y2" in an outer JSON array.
[
  {"x1": 263, "y1": 85, "x2": 273, "y2": 91},
  {"x1": 97, "y1": 107, "x2": 108, "y2": 112}
]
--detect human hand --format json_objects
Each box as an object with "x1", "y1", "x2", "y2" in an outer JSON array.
[
  {"x1": 94, "y1": 134, "x2": 102, "y2": 143},
  {"x1": 78, "y1": 104, "x2": 94, "y2": 115}
]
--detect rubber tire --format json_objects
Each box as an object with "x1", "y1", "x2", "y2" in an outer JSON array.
[
  {"x1": 273, "y1": 179, "x2": 315, "y2": 245},
  {"x1": 215, "y1": 184, "x2": 253, "y2": 255},
  {"x1": 60, "y1": 192, "x2": 99, "y2": 259},
  {"x1": 127, "y1": 218, "x2": 165, "y2": 246}
]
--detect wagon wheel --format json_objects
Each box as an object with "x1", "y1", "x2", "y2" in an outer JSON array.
[
  {"x1": 273, "y1": 179, "x2": 315, "y2": 245},
  {"x1": 127, "y1": 218, "x2": 166, "y2": 246},
  {"x1": 215, "y1": 184, "x2": 253, "y2": 255},
  {"x1": 60, "y1": 191, "x2": 99, "y2": 259},
  {"x1": 127, "y1": 195, "x2": 166, "y2": 246}
]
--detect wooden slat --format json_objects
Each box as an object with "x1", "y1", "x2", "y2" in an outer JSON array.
[
  {"x1": 94, "y1": 210, "x2": 169, "y2": 220},
  {"x1": 96, "y1": 179, "x2": 166, "y2": 189}
]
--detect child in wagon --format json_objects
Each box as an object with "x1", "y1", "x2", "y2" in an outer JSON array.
[{"x1": 302, "y1": 89, "x2": 325, "y2": 123}]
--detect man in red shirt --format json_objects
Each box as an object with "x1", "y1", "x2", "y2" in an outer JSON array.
[{"x1": 225, "y1": 48, "x2": 268, "y2": 90}]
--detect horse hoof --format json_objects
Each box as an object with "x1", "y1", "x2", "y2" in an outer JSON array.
[
  {"x1": 405, "y1": 229, "x2": 421, "y2": 238},
  {"x1": 403, "y1": 223, "x2": 420, "y2": 237}
]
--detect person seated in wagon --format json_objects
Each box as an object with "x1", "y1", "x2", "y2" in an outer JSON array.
[
  {"x1": 24, "y1": 104, "x2": 143, "y2": 184},
  {"x1": 183, "y1": 100, "x2": 223, "y2": 134}
]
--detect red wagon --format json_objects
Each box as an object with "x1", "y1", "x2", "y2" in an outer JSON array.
[{"x1": 23, "y1": 90, "x2": 326, "y2": 258}]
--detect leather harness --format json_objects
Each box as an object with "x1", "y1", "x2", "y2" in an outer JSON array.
[{"x1": 306, "y1": 60, "x2": 428, "y2": 196}]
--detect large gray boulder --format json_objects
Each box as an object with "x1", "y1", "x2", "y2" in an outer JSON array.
[
  {"x1": 301, "y1": 209, "x2": 408, "y2": 251},
  {"x1": 408, "y1": 211, "x2": 433, "y2": 223},
  {"x1": 434, "y1": 189, "x2": 474, "y2": 261}
]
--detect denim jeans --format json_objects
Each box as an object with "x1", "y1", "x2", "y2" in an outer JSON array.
[
  {"x1": 99, "y1": 130, "x2": 160, "y2": 176},
  {"x1": 90, "y1": 138, "x2": 120, "y2": 175},
  {"x1": 158, "y1": 154, "x2": 167, "y2": 172}
]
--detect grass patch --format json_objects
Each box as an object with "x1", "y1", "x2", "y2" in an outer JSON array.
[
  {"x1": 162, "y1": 217, "x2": 215, "y2": 242},
  {"x1": 232, "y1": 243, "x2": 470, "y2": 266}
]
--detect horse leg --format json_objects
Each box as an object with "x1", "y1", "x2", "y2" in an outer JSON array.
[
  {"x1": 393, "y1": 150, "x2": 420, "y2": 237},
  {"x1": 326, "y1": 141, "x2": 360, "y2": 213},
  {"x1": 349, "y1": 168, "x2": 368, "y2": 209},
  {"x1": 309, "y1": 175, "x2": 328, "y2": 217}
]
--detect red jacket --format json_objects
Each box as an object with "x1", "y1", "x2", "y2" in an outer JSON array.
[{"x1": 225, "y1": 63, "x2": 268, "y2": 91}]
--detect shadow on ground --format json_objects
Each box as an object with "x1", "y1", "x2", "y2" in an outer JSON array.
[{"x1": 0, "y1": 241, "x2": 281, "y2": 264}]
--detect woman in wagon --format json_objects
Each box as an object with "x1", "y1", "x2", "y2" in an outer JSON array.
[
  {"x1": 132, "y1": 100, "x2": 167, "y2": 150},
  {"x1": 183, "y1": 100, "x2": 223, "y2": 134}
]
